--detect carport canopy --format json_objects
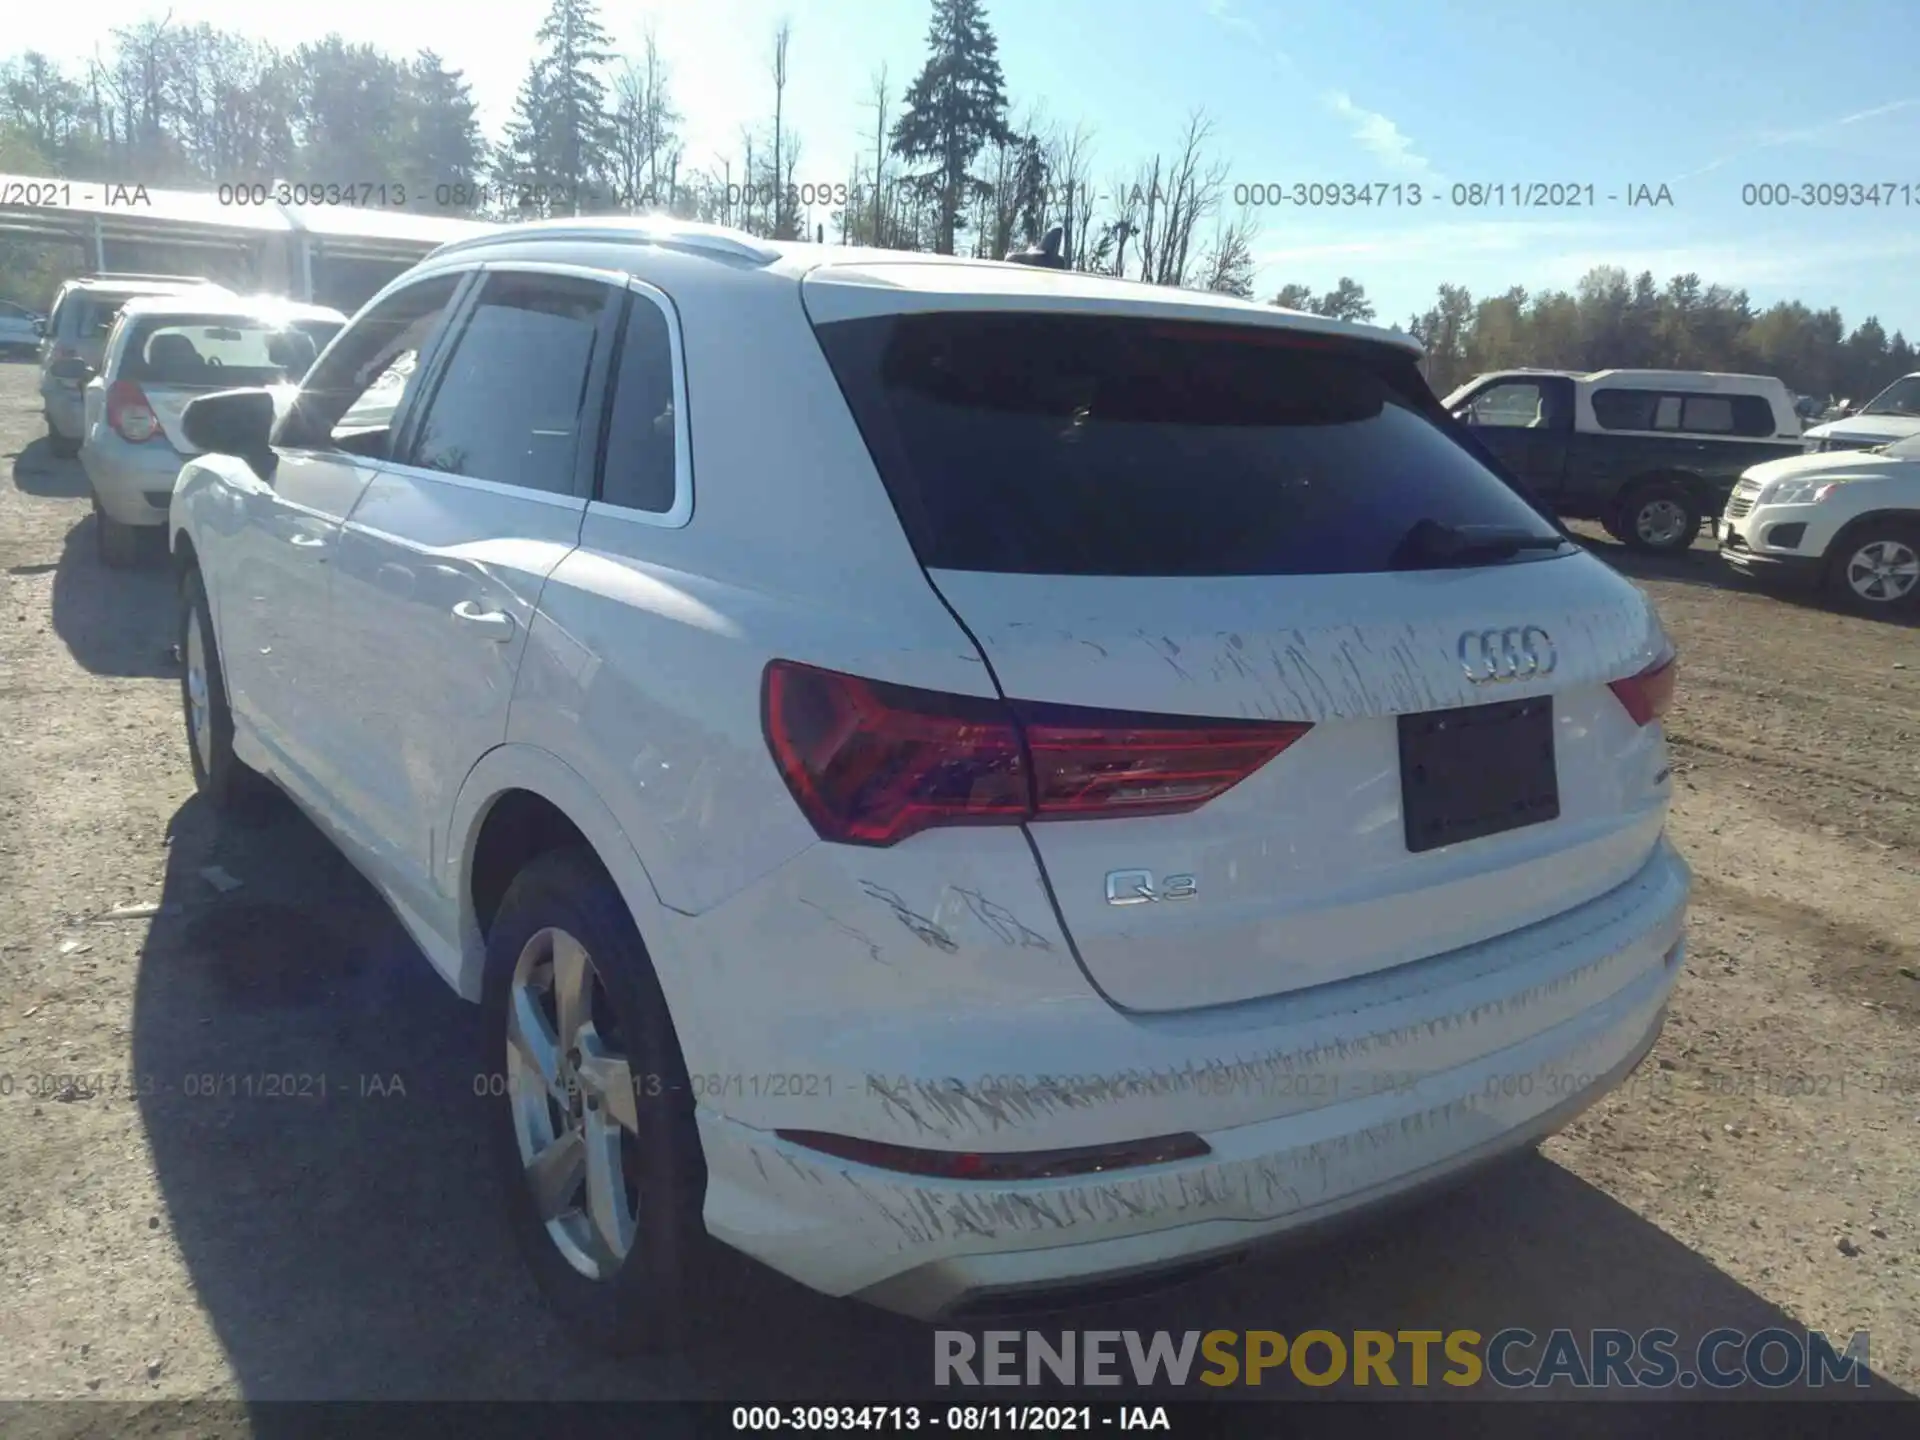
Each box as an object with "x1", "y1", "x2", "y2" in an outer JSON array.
[{"x1": 0, "y1": 174, "x2": 495, "y2": 308}]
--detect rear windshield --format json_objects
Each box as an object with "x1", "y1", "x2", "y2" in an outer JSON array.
[
  {"x1": 812, "y1": 312, "x2": 1562, "y2": 576},
  {"x1": 121, "y1": 317, "x2": 344, "y2": 387}
]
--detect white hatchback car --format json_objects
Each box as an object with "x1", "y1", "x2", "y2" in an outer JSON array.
[{"x1": 169, "y1": 216, "x2": 1689, "y2": 1351}]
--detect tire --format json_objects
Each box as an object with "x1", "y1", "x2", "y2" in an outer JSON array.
[
  {"x1": 179, "y1": 565, "x2": 273, "y2": 813},
  {"x1": 1827, "y1": 521, "x2": 1920, "y2": 614},
  {"x1": 94, "y1": 501, "x2": 141, "y2": 568},
  {"x1": 47, "y1": 428, "x2": 80, "y2": 459},
  {"x1": 1618, "y1": 482, "x2": 1702, "y2": 555},
  {"x1": 481, "y1": 846, "x2": 716, "y2": 1356}
]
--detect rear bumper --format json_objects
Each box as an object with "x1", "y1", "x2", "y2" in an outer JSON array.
[
  {"x1": 82, "y1": 434, "x2": 187, "y2": 526},
  {"x1": 695, "y1": 838, "x2": 1690, "y2": 1317}
]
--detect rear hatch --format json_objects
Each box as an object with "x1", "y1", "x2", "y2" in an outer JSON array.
[
  {"x1": 115, "y1": 315, "x2": 342, "y2": 452},
  {"x1": 805, "y1": 284, "x2": 1676, "y2": 1012}
]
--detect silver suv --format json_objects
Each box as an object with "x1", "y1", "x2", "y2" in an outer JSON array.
[{"x1": 37, "y1": 274, "x2": 229, "y2": 456}]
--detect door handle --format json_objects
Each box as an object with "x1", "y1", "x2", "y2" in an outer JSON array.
[
  {"x1": 289, "y1": 534, "x2": 326, "y2": 549},
  {"x1": 451, "y1": 600, "x2": 517, "y2": 642}
]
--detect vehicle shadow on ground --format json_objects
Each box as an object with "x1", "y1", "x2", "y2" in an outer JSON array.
[
  {"x1": 48, "y1": 513, "x2": 177, "y2": 677},
  {"x1": 129, "y1": 795, "x2": 1915, "y2": 1411},
  {"x1": 9, "y1": 435, "x2": 89, "y2": 500}
]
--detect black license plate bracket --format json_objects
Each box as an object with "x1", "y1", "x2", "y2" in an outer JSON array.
[{"x1": 1399, "y1": 696, "x2": 1559, "y2": 854}]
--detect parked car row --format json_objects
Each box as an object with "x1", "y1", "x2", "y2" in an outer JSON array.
[
  {"x1": 1438, "y1": 365, "x2": 1918, "y2": 609},
  {"x1": 149, "y1": 215, "x2": 1692, "y2": 1350}
]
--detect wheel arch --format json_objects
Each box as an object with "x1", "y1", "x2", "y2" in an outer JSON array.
[
  {"x1": 447, "y1": 744, "x2": 683, "y2": 1012},
  {"x1": 1823, "y1": 506, "x2": 1920, "y2": 564}
]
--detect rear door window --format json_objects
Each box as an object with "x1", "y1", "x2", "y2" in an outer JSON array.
[
  {"x1": 811, "y1": 312, "x2": 1560, "y2": 576},
  {"x1": 595, "y1": 291, "x2": 682, "y2": 515}
]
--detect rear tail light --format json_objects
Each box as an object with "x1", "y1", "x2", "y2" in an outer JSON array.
[
  {"x1": 107, "y1": 380, "x2": 159, "y2": 443},
  {"x1": 1609, "y1": 651, "x2": 1678, "y2": 726},
  {"x1": 761, "y1": 659, "x2": 1311, "y2": 847}
]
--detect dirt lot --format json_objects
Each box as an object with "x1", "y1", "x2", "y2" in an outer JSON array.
[{"x1": 0, "y1": 357, "x2": 1915, "y2": 1413}]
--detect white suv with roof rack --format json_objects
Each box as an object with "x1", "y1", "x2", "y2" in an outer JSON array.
[{"x1": 167, "y1": 215, "x2": 1689, "y2": 1351}]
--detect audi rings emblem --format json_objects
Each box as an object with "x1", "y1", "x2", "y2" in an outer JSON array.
[{"x1": 1458, "y1": 626, "x2": 1557, "y2": 684}]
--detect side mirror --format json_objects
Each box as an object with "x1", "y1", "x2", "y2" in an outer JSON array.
[
  {"x1": 31, "y1": 318, "x2": 45, "y2": 336},
  {"x1": 183, "y1": 388, "x2": 277, "y2": 477},
  {"x1": 49, "y1": 357, "x2": 92, "y2": 383}
]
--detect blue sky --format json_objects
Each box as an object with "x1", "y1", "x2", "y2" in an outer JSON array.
[{"x1": 17, "y1": 0, "x2": 1920, "y2": 332}]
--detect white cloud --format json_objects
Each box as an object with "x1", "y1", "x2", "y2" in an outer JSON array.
[
  {"x1": 1203, "y1": 0, "x2": 1262, "y2": 42},
  {"x1": 1322, "y1": 91, "x2": 1434, "y2": 175},
  {"x1": 1674, "y1": 97, "x2": 1920, "y2": 181}
]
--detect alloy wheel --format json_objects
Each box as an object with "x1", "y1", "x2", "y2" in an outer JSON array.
[
  {"x1": 1844, "y1": 538, "x2": 1920, "y2": 605},
  {"x1": 184, "y1": 606, "x2": 213, "y2": 775},
  {"x1": 505, "y1": 926, "x2": 644, "y2": 1280}
]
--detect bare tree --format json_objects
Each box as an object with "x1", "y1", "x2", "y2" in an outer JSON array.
[
  {"x1": 1195, "y1": 207, "x2": 1259, "y2": 297},
  {"x1": 769, "y1": 19, "x2": 794, "y2": 238},
  {"x1": 865, "y1": 64, "x2": 890, "y2": 245},
  {"x1": 1042, "y1": 120, "x2": 1096, "y2": 270},
  {"x1": 611, "y1": 61, "x2": 649, "y2": 207}
]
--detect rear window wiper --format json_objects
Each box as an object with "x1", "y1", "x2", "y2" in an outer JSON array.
[{"x1": 1390, "y1": 518, "x2": 1571, "y2": 569}]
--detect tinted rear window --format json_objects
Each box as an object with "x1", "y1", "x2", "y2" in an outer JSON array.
[
  {"x1": 812, "y1": 313, "x2": 1560, "y2": 576},
  {"x1": 1591, "y1": 386, "x2": 1778, "y2": 436}
]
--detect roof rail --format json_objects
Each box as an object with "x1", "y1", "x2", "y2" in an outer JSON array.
[
  {"x1": 425, "y1": 215, "x2": 782, "y2": 267},
  {"x1": 81, "y1": 271, "x2": 226, "y2": 284}
]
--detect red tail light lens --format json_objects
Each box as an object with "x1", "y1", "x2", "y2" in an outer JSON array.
[
  {"x1": 762, "y1": 660, "x2": 1311, "y2": 846},
  {"x1": 107, "y1": 380, "x2": 159, "y2": 443},
  {"x1": 1608, "y1": 652, "x2": 1678, "y2": 726},
  {"x1": 1022, "y1": 713, "x2": 1310, "y2": 816}
]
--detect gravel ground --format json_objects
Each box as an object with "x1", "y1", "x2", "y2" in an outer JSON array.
[{"x1": 0, "y1": 358, "x2": 1915, "y2": 1417}]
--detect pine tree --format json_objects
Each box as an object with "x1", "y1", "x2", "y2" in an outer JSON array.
[
  {"x1": 889, "y1": 0, "x2": 1012, "y2": 254},
  {"x1": 406, "y1": 50, "x2": 484, "y2": 194},
  {"x1": 501, "y1": 0, "x2": 616, "y2": 213}
]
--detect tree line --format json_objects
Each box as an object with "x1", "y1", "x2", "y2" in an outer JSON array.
[{"x1": 0, "y1": 0, "x2": 1912, "y2": 402}]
